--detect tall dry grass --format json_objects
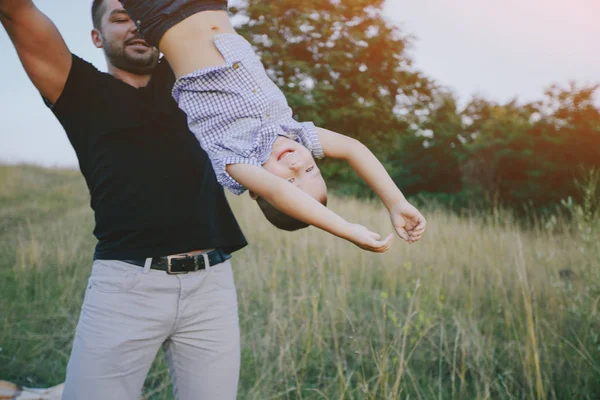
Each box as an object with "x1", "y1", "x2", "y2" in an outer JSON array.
[{"x1": 0, "y1": 164, "x2": 598, "y2": 399}]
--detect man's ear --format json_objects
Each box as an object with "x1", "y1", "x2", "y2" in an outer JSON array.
[
  {"x1": 249, "y1": 191, "x2": 259, "y2": 200},
  {"x1": 91, "y1": 29, "x2": 103, "y2": 49}
]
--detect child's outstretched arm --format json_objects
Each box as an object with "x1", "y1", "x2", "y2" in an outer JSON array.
[
  {"x1": 317, "y1": 127, "x2": 427, "y2": 244},
  {"x1": 226, "y1": 163, "x2": 394, "y2": 253}
]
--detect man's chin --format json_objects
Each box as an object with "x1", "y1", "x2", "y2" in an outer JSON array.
[
  {"x1": 117, "y1": 57, "x2": 159, "y2": 75},
  {"x1": 125, "y1": 47, "x2": 154, "y2": 59},
  {"x1": 126, "y1": 50, "x2": 159, "y2": 65}
]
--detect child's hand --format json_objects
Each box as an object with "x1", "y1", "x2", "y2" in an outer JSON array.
[
  {"x1": 389, "y1": 200, "x2": 426, "y2": 244},
  {"x1": 347, "y1": 224, "x2": 394, "y2": 253}
]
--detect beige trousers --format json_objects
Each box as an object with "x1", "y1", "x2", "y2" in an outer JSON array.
[{"x1": 62, "y1": 258, "x2": 240, "y2": 400}]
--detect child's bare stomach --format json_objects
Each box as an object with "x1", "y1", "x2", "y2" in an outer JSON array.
[{"x1": 159, "y1": 10, "x2": 236, "y2": 78}]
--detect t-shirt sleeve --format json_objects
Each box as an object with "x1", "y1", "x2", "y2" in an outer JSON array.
[
  {"x1": 43, "y1": 54, "x2": 102, "y2": 170},
  {"x1": 47, "y1": 54, "x2": 101, "y2": 116}
]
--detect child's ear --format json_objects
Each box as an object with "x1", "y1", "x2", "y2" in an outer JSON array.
[{"x1": 249, "y1": 191, "x2": 259, "y2": 200}]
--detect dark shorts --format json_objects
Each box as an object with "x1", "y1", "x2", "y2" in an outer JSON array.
[{"x1": 118, "y1": 0, "x2": 228, "y2": 48}]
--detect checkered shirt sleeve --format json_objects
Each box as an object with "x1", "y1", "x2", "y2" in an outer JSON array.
[{"x1": 172, "y1": 34, "x2": 323, "y2": 195}]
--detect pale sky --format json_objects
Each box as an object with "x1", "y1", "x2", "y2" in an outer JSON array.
[{"x1": 1, "y1": 0, "x2": 599, "y2": 167}]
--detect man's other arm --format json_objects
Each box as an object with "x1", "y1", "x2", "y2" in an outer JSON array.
[{"x1": 1, "y1": 1, "x2": 71, "y2": 104}]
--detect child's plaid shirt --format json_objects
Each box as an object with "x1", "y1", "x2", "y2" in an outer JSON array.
[{"x1": 172, "y1": 33, "x2": 323, "y2": 195}]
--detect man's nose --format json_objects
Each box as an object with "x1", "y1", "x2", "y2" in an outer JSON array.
[{"x1": 129, "y1": 20, "x2": 139, "y2": 34}]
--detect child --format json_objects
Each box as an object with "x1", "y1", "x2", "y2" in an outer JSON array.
[{"x1": 118, "y1": 0, "x2": 426, "y2": 251}]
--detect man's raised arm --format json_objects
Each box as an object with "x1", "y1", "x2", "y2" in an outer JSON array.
[{"x1": 1, "y1": 0, "x2": 71, "y2": 104}]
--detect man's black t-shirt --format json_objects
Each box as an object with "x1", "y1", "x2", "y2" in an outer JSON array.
[{"x1": 48, "y1": 55, "x2": 247, "y2": 259}]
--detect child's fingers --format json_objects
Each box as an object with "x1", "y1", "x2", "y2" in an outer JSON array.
[
  {"x1": 370, "y1": 232, "x2": 381, "y2": 241},
  {"x1": 374, "y1": 233, "x2": 394, "y2": 252},
  {"x1": 414, "y1": 226, "x2": 426, "y2": 236},
  {"x1": 414, "y1": 215, "x2": 427, "y2": 230},
  {"x1": 408, "y1": 233, "x2": 423, "y2": 243},
  {"x1": 395, "y1": 228, "x2": 410, "y2": 242},
  {"x1": 408, "y1": 226, "x2": 425, "y2": 237},
  {"x1": 383, "y1": 232, "x2": 394, "y2": 246},
  {"x1": 407, "y1": 218, "x2": 426, "y2": 236},
  {"x1": 367, "y1": 233, "x2": 394, "y2": 253},
  {"x1": 406, "y1": 218, "x2": 426, "y2": 233}
]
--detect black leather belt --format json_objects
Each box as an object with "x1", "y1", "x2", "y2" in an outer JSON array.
[{"x1": 122, "y1": 249, "x2": 231, "y2": 275}]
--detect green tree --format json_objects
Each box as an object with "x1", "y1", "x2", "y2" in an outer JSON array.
[
  {"x1": 231, "y1": 0, "x2": 434, "y2": 195},
  {"x1": 460, "y1": 97, "x2": 538, "y2": 205},
  {"x1": 231, "y1": 1, "x2": 600, "y2": 210},
  {"x1": 459, "y1": 83, "x2": 600, "y2": 208},
  {"x1": 390, "y1": 90, "x2": 464, "y2": 196},
  {"x1": 529, "y1": 83, "x2": 600, "y2": 205}
]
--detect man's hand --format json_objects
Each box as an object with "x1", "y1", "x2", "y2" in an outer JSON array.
[
  {"x1": 346, "y1": 224, "x2": 394, "y2": 253},
  {"x1": 389, "y1": 200, "x2": 426, "y2": 244}
]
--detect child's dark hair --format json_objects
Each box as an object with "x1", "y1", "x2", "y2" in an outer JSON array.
[{"x1": 256, "y1": 195, "x2": 328, "y2": 231}]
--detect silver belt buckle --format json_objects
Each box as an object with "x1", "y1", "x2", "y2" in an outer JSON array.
[{"x1": 166, "y1": 254, "x2": 190, "y2": 275}]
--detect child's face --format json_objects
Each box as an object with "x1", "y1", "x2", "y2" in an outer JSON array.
[{"x1": 263, "y1": 136, "x2": 328, "y2": 202}]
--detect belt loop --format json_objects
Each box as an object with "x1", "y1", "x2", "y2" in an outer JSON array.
[
  {"x1": 143, "y1": 257, "x2": 152, "y2": 274},
  {"x1": 202, "y1": 252, "x2": 211, "y2": 272}
]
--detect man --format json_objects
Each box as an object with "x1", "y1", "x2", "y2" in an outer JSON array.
[{"x1": 1, "y1": 0, "x2": 247, "y2": 399}]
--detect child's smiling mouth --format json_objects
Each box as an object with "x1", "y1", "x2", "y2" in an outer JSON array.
[{"x1": 277, "y1": 149, "x2": 295, "y2": 161}]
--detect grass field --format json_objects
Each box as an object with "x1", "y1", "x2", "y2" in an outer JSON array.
[{"x1": 0, "y1": 164, "x2": 599, "y2": 399}]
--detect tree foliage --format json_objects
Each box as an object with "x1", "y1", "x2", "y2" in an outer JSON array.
[
  {"x1": 232, "y1": 1, "x2": 600, "y2": 211},
  {"x1": 232, "y1": 0, "x2": 432, "y2": 148}
]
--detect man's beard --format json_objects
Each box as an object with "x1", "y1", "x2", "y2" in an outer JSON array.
[{"x1": 102, "y1": 34, "x2": 159, "y2": 75}]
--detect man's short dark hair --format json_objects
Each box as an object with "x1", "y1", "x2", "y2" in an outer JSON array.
[
  {"x1": 256, "y1": 195, "x2": 328, "y2": 232},
  {"x1": 91, "y1": 0, "x2": 106, "y2": 29}
]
